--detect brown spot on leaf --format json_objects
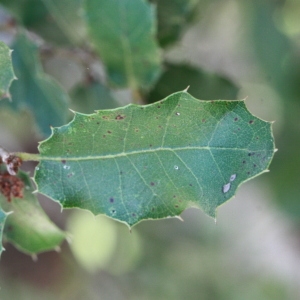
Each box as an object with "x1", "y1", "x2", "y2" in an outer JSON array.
[{"x1": 115, "y1": 114, "x2": 125, "y2": 120}]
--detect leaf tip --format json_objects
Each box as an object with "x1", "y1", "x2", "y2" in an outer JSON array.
[
  {"x1": 54, "y1": 246, "x2": 61, "y2": 253},
  {"x1": 31, "y1": 254, "x2": 38, "y2": 262},
  {"x1": 174, "y1": 215, "x2": 184, "y2": 222},
  {"x1": 183, "y1": 86, "x2": 190, "y2": 92},
  {"x1": 66, "y1": 235, "x2": 73, "y2": 245}
]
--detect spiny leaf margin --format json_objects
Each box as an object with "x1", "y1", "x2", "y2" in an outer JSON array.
[
  {"x1": 34, "y1": 91, "x2": 275, "y2": 227},
  {"x1": 0, "y1": 41, "x2": 16, "y2": 100}
]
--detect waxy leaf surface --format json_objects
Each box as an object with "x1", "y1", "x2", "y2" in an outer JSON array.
[
  {"x1": 35, "y1": 91, "x2": 275, "y2": 227},
  {"x1": 0, "y1": 41, "x2": 15, "y2": 100},
  {"x1": 84, "y1": 0, "x2": 161, "y2": 89}
]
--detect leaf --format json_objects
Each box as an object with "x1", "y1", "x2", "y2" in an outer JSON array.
[
  {"x1": 246, "y1": 0, "x2": 291, "y2": 91},
  {"x1": 147, "y1": 63, "x2": 239, "y2": 103},
  {"x1": 0, "y1": 0, "x2": 84, "y2": 45},
  {"x1": 39, "y1": 0, "x2": 86, "y2": 45},
  {"x1": 0, "y1": 41, "x2": 16, "y2": 100},
  {"x1": 34, "y1": 91, "x2": 275, "y2": 227},
  {"x1": 84, "y1": 0, "x2": 161, "y2": 89},
  {"x1": 0, "y1": 169, "x2": 66, "y2": 254},
  {"x1": 3, "y1": 33, "x2": 69, "y2": 136},
  {"x1": 0, "y1": 207, "x2": 9, "y2": 256},
  {"x1": 0, "y1": 0, "x2": 48, "y2": 25},
  {"x1": 70, "y1": 81, "x2": 119, "y2": 114},
  {"x1": 150, "y1": 0, "x2": 200, "y2": 47}
]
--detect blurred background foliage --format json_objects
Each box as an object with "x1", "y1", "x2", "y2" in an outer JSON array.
[{"x1": 0, "y1": 0, "x2": 300, "y2": 299}]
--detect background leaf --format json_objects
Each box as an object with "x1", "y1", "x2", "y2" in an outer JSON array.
[
  {"x1": 70, "y1": 81, "x2": 119, "y2": 114},
  {"x1": 84, "y1": 0, "x2": 161, "y2": 89},
  {"x1": 150, "y1": 0, "x2": 200, "y2": 47},
  {"x1": 0, "y1": 41, "x2": 16, "y2": 100},
  {"x1": 0, "y1": 169, "x2": 66, "y2": 255},
  {"x1": 34, "y1": 91, "x2": 275, "y2": 227},
  {"x1": 1, "y1": 33, "x2": 70, "y2": 137},
  {"x1": 0, "y1": 0, "x2": 85, "y2": 45},
  {"x1": 147, "y1": 63, "x2": 239, "y2": 103}
]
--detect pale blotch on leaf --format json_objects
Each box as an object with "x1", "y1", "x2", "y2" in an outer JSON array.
[
  {"x1": 229, "y1": 174, "x2": 236, "y2": 182},
  {"x1": 222, "y1": 183, "x2": 231, "y2": 193}
]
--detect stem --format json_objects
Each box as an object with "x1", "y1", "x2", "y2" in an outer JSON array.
[{"x1": 14, "y1": 152, "x2": 41, "y2": 162}]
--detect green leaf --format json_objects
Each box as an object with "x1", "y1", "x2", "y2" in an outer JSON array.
[
  {"x1": 39, "y1": 0, "x2": 86, "y2": 45},
  {"x1": 0, "y1": 0, "x2": 84, "y2": 45},
  {"x1": 3, "y1": 33, "x2": 69, "y2": 136},
  {"x1": 84, "y1": 0, "x2": 161, "y2": 89},
  {"x1": 147, "y1": 63, "x2": 239, "y2": 103},
  {"x1": 0, "y1": 41, "x2": 16, "y2": 100},
  {"x1": 0, "y1": 208, "x2": 9, "y2": 256},
  {"x1": 34, "y1": 91, "x2": 275, "y2": 227},
  {"x1": 70, "y1": 81, "x2": 119, "y2": 114},
  {"x1": 0, "y1": 0, "x2": 48, "y2": 25},
  {"x1": 0, "y1": 169, "x2": 66, "y2": 255},
  {"x1": 150, "y1": 0, "x2": 200, "y2": 47}
]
